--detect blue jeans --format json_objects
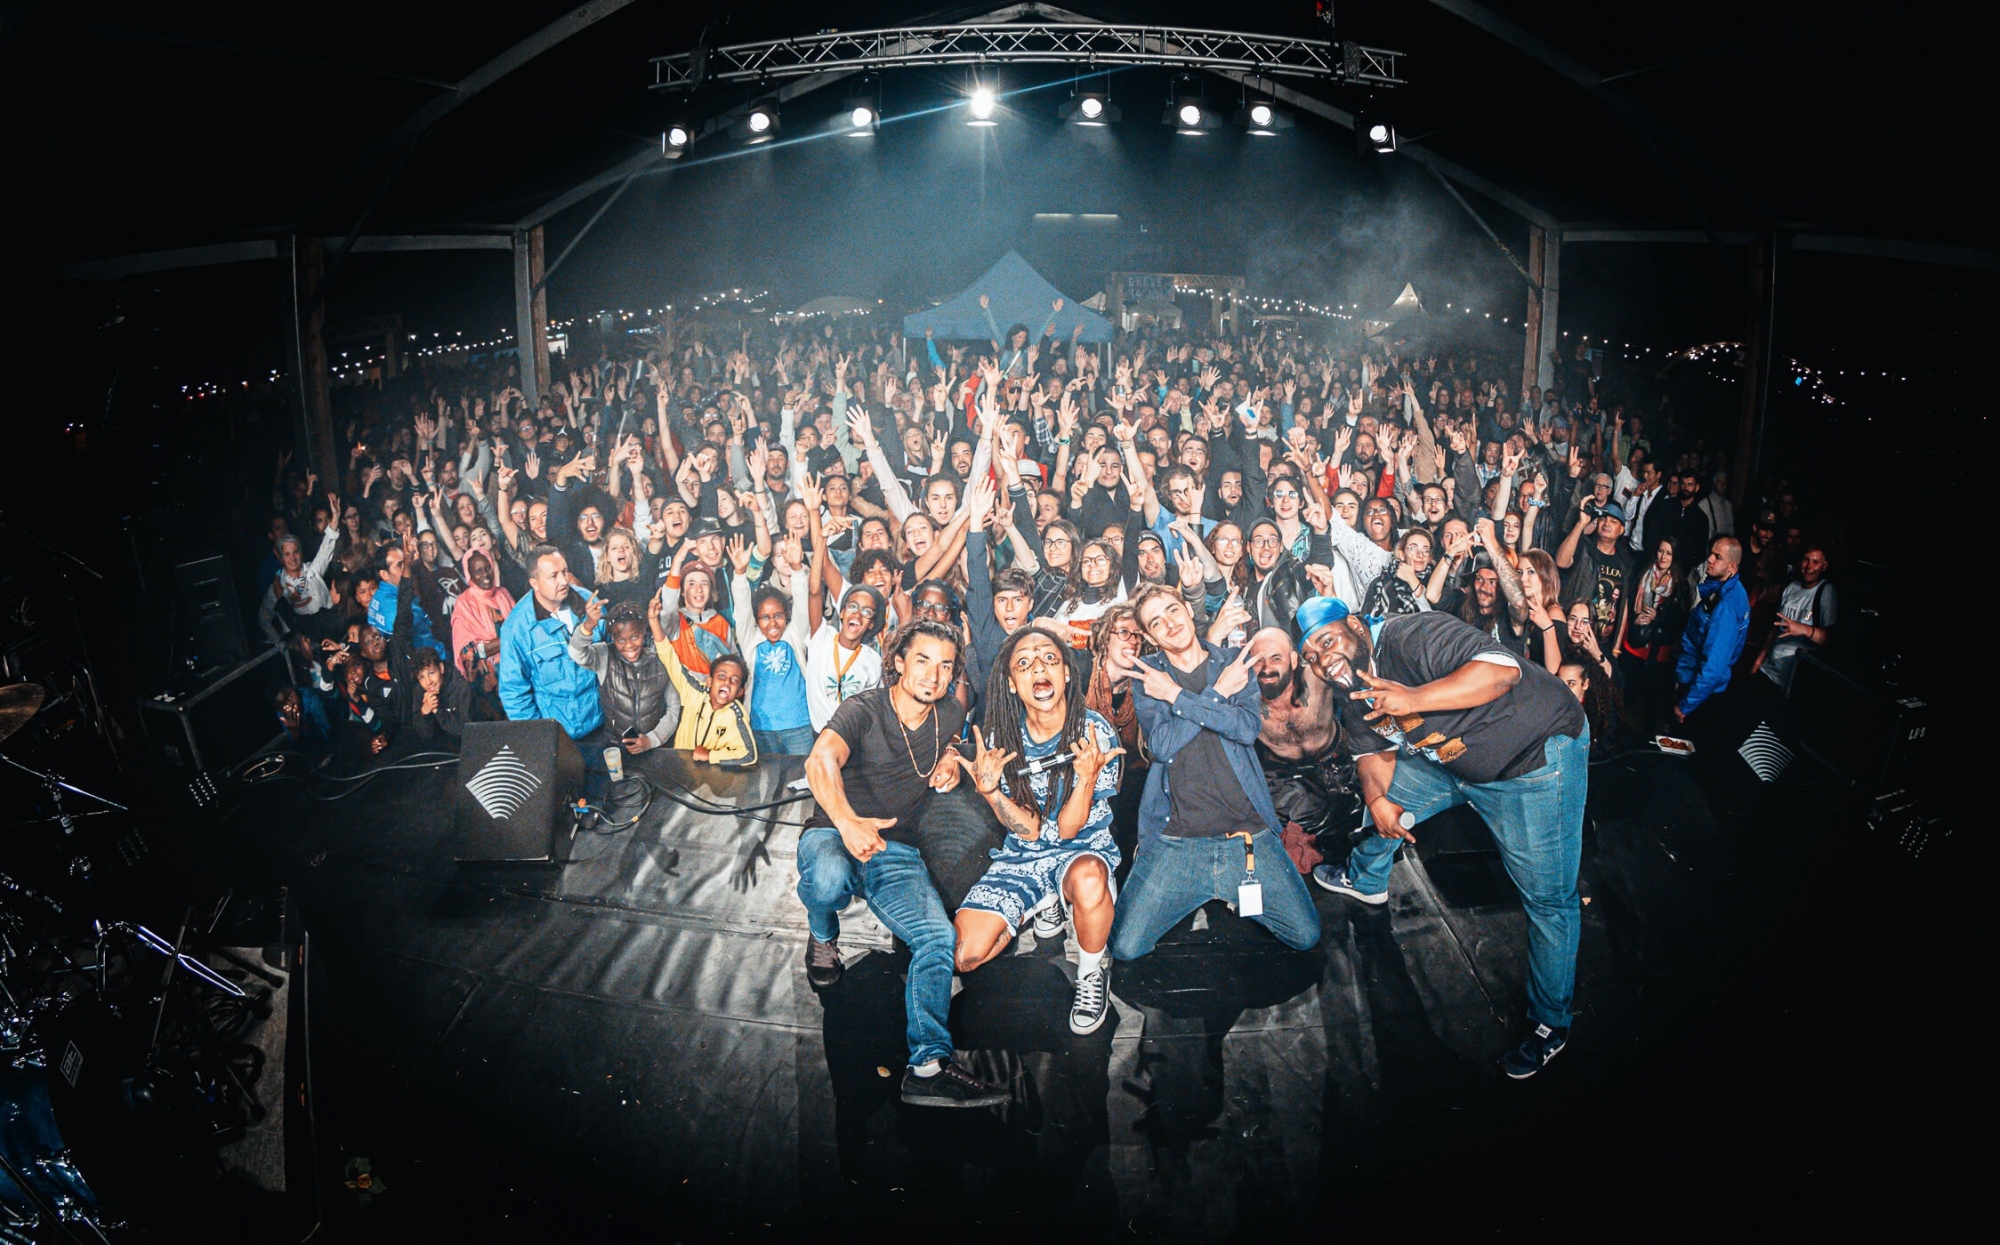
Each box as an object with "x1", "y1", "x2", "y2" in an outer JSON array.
[
  {"x1": 1108, "y1": 827, "x2": 1321, "y2": 961},
  {"x1": 795, "y1": 829, "x2": 956, "y2": 1067},
  {"x1": 1346, "y1": 727, "x2": 1589, "y2": 1031},
  {"x1": 755, "y1": 725, "x2": 818, "y2": 756}
]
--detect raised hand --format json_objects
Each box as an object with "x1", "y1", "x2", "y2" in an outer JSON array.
[
  {"x1": 1071, "y1": 725, "x2": 1125, "y2": 786},
  {"x1": 582, "y1": 595, "x2": 605, "y2": 629},
  {"x1": 1349, "y1": 668, "x2": 1418, "y2": 720},
  {"x1": 798, "y1": 472, "x2": 824, "y2": 512},
  {"x1": 956, "y1": 726, "x2": 1020, "y2": 800},
  {"x1": 1211, "y1": 646, "x2": 1256, "y2": 697},
  {"x1": 727, "y1": 533, "x2": 751, "y2": 574},
  {"x1": 1173, "y1": 544, "x2": 1204, "y2": 589}
]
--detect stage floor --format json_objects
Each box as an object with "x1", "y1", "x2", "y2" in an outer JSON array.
[{"x1": 203, "y1": 741, "x2": 1966, "y2": 1240}]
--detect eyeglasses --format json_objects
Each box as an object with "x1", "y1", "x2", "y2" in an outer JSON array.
[
  {"x1": 1111, "y1": 626, "x2": 1143, "y2": 642},
  {"x1": 1080, "y1": 553, "x2": 1111, "y2": 567},
  {"x1": 1214, "y1": 535, "x2": 1242, "y2": 547},
  {"x1": 915, "y1": 601, "x2": 952, "y2": 616},
  {"x1": 840, "y1": 603, "x2": 877, "y2": 619},
  {"x1": 1250, "y1": 535, "x2": 1282, "y2": 548},
  {"x1": 1012, "y1": 649, "x2": 1067, "y2": 672},
  {"x1": 1044, "y1": 534, "x2": 1072, "y2": 546},
  {"x1": 1269, "y1": 489, "x2": 1299, "y2": 500}
]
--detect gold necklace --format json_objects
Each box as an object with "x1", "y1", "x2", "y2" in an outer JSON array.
[{"x1": 895, "y1": 694, "x2": 942, "y2": 779}]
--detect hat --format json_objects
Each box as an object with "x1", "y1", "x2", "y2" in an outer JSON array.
[
  {"x1": 1596, "y1": 502, "x2": 1627, "y2": 523},
  {"x1": 1294, "y1": 596, "x2": 1351, "y2": 646},
  {"x1": 1136, "y1": 530, "x2": 1164, "y2": 549},
  {"x1": 688, "y1": 518, "x2": 725, "y2": 541}
]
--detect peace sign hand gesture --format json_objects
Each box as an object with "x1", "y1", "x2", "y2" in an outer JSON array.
[
  {"x1": 957, "y1": 727, "x2": 1020, "y2": 802},
  {"x1": 1349, "y1": 669, "x2": 1419, "y2": 721}
]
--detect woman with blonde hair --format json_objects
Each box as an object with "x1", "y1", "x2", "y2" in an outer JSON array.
[{"x1": 594, "y1": 526, "x2": 655, "y2": 611}]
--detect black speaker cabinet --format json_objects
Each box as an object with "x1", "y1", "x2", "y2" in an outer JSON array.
[
  {"x1": 137, "y1": 644, "x2": 291, "y2": 774},
  {"x1": 1787, "y1": 653, "x2": 1930, "y2": 794},
  {"x1": 454, "y1": 719, "x2": 584, "y2": 864},
  {"x1": 173, "y1": 554, "x2": 248, "y2": 669}
]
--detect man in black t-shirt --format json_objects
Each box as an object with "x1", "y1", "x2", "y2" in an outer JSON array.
[
  {"x1": 1298, "y1": 598, "x2": 1589, "y2": 1081},
  {"x1": 1556, "y1": 501, "x2": 1632, "y2": 649},
  {"x1": 798, "y1": 621, "x2": 1008, "y2": 1109}
]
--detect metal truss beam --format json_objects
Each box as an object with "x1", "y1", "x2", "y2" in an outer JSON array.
[{"x1": 651, "y1": 23, "x2": 1403, "y2": 90}]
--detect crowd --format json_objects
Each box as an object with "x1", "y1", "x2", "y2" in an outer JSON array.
[{"x1": 253, "y1": 305, "x2": 1836, "y2": 1103}]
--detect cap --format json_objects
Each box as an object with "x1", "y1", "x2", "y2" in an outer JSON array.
[
  {"x1": 688, "y1": 518, "x2": 725, "y2": 540},
  {"x1": 1597, "y1": 502, "x2": 1627, "y2": 523},
  {"x1": 1294, "y1": 596, "x2": 1351, "y2": 646}
]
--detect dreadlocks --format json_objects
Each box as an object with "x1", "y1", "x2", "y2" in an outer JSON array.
[{"x1": 981, "y1": 625, "x2": 1088, "y2": 823}]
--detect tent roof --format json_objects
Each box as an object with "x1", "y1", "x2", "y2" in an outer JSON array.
[{"x1": 903, "y1": 251, "x2": 1113, "y2": 344}]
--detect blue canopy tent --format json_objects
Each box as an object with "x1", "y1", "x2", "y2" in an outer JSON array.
[{"x1": 904, "y1": 251, "x2": 1113, "y2": 345}]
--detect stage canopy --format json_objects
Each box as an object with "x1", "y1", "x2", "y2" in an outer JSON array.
[{"x1": 904, "y1": 251, "x2": 1113, "y2": 345}]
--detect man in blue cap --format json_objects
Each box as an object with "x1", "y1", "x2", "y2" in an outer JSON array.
[{"x1": 1295, "y1": 595, "x2": 1591, "y2": 1080}]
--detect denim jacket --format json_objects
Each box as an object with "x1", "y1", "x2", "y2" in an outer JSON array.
[{"x1": 1130, "y1": 640, "x2": 1285, "y2": 847}]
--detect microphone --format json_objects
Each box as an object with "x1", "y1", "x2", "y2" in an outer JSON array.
[{"x1": 1022, "y1": 750, "x2": 1075, "y2": 777}]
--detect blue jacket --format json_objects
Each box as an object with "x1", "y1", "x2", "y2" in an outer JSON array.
[
  {"x1": 498, "y1": 589, "x2": 606, "y2": 739},
  {"x1": 366, "y1": 579, "x2": 449, "y2": 661},
  {"x1": 1130, "y1": 641, "x2": 1284, "y2": 847},
  {"x1": 1676, "y1": 573, "x2": 1749, "y2": 715}
]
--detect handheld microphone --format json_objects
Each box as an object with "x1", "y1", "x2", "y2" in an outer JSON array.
[{"x1": 1022, "y1": 751, "x2": 1075, "y2": 777}]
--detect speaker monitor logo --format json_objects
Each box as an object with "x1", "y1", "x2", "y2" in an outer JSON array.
[
  {"x1": 466, "y1": 745, "x2": 542, "y2": 820},
  {"x1": 1737, "y1": 722, "x2": 1793, "y2": 784}
]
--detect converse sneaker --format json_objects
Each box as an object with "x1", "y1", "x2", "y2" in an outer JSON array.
[
  {"x1": 1500, "y1": 1023, "x2": 1569, "y2": 1080},
  {"x1": 900, "y1": 1061, "x2": 1010, "y2": 1108},
  {"x1": 805, "y1": 935, "x2": 843, "y2": 989},
  {"x1": 1312, "y1": 864, "x2": 1388, "y2": 905},
  {"x1": 1032, "y1": 899, "x2": 1066, "y2": 941},
  {"x1": 1069, "y1": 961, "x2": 1111, "y2": 1035}
]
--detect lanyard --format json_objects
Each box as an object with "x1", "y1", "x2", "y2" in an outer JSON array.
[{"x1": 833, "y1": 641, "x2": 862, "y2": 699}]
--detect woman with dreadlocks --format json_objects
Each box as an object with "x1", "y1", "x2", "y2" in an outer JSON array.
[{"x1": 952, "y1": 625, "x2": 1125, "y2": 1035}]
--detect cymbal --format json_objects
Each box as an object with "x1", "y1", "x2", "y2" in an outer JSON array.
[{"x1": 0, "y1": 683, "x2": 45, "y2": 746}]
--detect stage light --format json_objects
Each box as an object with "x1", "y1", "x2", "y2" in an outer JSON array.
[
  {"x1": 843, "y1": 78, "x2": 880, "y2": 136},
  {"x1": 1165, "y1": 80, "x2": 1218, "y2": 133},
  {"x1": 748, "y1": 109, "x2": 772, "y2": 134},
  {"x1": 1234, "y1": 98, "x2": 1292, "y2": 136},
  {"x1": 968, "y1": 85, "x2": 997, "y2": 125},
  {"x1": 663, "y1": 122, "x2": 692, "y2": 158},
  {"x1": 731, "y1": 98, "x2": 780, "y2": 145},
  {"x1": 1358, "y1": 116, "x2": 1397, "y2": 154},
  {"x1": 1059, "y1": 89, "x2": 1119, "y2": 126}
]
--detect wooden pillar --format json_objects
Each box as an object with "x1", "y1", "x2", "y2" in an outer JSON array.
[
  {"x1": 513, "y1": 229, "x2": 543, "y2": 411},
  {"x1": 1537, "y1": 230, "x2": 1561, "y2": 393},
  {"x1": 1522, "y1": 226, "x2": 1545, "y2": 400},
  {"x1": 290, "y1": 236, "x2": 337, "y2": 487},
  {"x1": 1733, "y1": 235, "x2": 1778, "y2": 513},
  {"x1": 529, "y1": 225, "x2": 552, "y2": 400}
]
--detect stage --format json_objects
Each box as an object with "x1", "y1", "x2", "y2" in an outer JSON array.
[{"x1": 198, "y1": 742, "x2": 1970, "y2": 1240}]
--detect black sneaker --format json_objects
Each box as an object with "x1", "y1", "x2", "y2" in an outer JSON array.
[
  {"x1": 1500, "y1": 1023, "x2": 1569, "y2": 1079},
  {"x1": 805, "y1": 935, "x2": 843, "y2": 989},
  {"x1": 900, "y1": 1061, "x2": 1010, "y2": 1108},
  {"x1": 1069, "y1": 961, "x2": 1111, "y2": 1035},
  {"x1": 1032, "y1": 899, "x2": 1066, "y2": 941}
]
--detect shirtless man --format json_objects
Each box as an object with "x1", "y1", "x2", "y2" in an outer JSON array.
[{"x1": 1243, "y1": 626, "x2": 1341, "y2": 761}]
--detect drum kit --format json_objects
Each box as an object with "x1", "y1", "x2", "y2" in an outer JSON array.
[{"x1": 1, "y1": 682, "x2": 279, "y2": 1240}]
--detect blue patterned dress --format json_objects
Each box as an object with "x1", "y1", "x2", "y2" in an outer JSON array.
[{"x1": 959, "y1": 710, "x2": 1123, "y2": 932}]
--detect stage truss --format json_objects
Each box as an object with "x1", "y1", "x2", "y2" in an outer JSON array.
[{"x1": 650, "y1": 23, "x2": 1404, "y2": 92}]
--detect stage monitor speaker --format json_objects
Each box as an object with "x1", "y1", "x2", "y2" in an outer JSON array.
[
  {"x1": 136, "y1": 644, "x2": 291, "y2": 774},
  {"x1": 454, "y1": 719, "x2": 584, "y2": 864},
  {"x1": 1786, "y1": 652, "x2": 1929, "y2": 793},
  {"x1": 173, "y1": 554, "x2": 247, "y2": 668}
]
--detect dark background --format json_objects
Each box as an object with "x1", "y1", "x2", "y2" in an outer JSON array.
[{"x1": 0, "y1": 4, "x2": 1987, "y2": 1232}]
